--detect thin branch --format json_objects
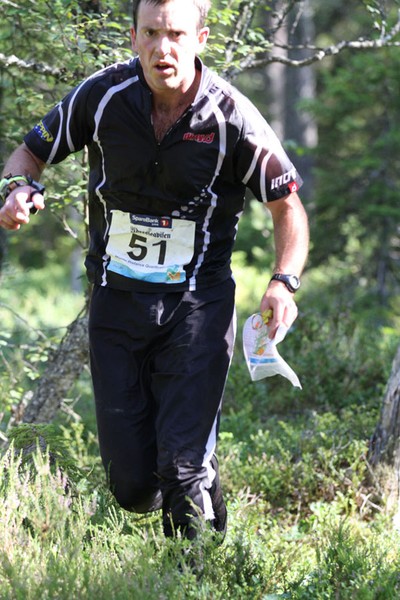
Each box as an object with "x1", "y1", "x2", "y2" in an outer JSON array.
[
  {"x1": 51, "y1": 212, "x2": 86, "y2": 249},
  {"x1": 0, "y1": 53, "x2": 66, "y2": 79},
  {"x1": 0, "y1": 303, "x2": 48, "y2": 340},
  {"x1": 259, "y1": 8, "x2": 400, "y2": 69},
  {"x1": 248, "y1": 36, "x2": 400, "y2": 70}
]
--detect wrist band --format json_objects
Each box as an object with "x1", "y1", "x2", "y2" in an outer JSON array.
[{"x1": 0, "y1": 173, "x2": 45, "y2": 206}]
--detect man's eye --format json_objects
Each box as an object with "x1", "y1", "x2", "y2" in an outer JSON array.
[
  {"x1": 171, "y1": 31, "x2": 183, "y2": 39},
  {"x1": 145, "y1": 30, "x2": 155, "y2": 37}
]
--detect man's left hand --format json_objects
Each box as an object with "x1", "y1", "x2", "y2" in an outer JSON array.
[{"x1": 260, "y1": 279, "x2": 298, "y2": 339}]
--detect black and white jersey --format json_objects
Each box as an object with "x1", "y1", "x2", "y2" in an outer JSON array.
[{"x1": 24, "y1": 57, "x2": 303, "y2": 292}]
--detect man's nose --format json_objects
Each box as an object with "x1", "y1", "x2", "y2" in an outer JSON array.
[{"x1": 156, "y1": 35, "x2": 172, "y2": 56}]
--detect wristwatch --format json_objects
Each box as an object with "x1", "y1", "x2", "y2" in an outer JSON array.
[{"x1": 270, "y1": 273, "x2": 301, "y2": 293}]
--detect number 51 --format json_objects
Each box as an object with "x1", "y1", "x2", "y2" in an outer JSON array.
[{"x1": 128, "y1": 233, "x2": 167, "y2": 265}]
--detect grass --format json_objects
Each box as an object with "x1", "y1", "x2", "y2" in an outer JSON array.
[
  {"x1": 1, "y1": 426, "x2": 400, "y2": 600},
  {"x1": 1, "y1": 260, "x2": 400, "y2": 598}
]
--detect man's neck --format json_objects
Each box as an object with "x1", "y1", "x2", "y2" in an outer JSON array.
[{"x1": 152, "y1": 68, "x2": 201, "y2": 115}]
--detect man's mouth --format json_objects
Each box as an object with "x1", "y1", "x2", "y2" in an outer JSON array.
[{"x1": 155, "y1": 63, "x2": 174, "y2": 73}]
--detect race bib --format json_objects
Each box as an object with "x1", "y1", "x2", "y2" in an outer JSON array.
[{"x1": 105, "y1": 211, "x2": 196, "y2": 284}]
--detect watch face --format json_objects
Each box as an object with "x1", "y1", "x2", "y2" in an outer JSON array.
[
  {"x1": 271, "y1": 273, "x2": 301, "y2": 292},
  {"x1": 288, "y1": 275, "x2": 300, "y2": 290}
]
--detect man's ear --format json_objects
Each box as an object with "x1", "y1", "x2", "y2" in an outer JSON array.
[
  {"x1": 130, "y1": 27, "x2": 137, "y2": 52},
  {"x1": 197, "y1": 27, "x2": 210, "y2": 53}
]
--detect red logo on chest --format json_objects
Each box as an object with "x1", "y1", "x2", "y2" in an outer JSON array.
[{"x1": 183, "y1": 132, "x2": 215, "y2": 144}]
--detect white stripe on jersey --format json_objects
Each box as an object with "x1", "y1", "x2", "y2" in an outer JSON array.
[
  {"x1": 189, "y1": 91, "x2": 227, "y2": 291},
  {"x1": 241, "y1": 133, "x2": 272, "y2": 202},
  {"x1": 242, "y1": 143, "x2": 262, "y2": 185},
  {"x1": 260, "y1": 150, "x2": 273, "y2": 203},
  {"x1": 66, "y1": 83, "x2": 87, "y2": 152},
  {"x1": 48, "y1": 66, "x2": 118, "y2": 163},
  {"x1": 90, "y1": 76, "x2": 140, "y2": 286},
  {"x1": 47, "y1": 103, "x2": 64, "y2": 164}
]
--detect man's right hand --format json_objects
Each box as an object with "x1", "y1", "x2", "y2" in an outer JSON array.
[{"x1": 0, "y1": 187, "x2": 45, "y2": 230}]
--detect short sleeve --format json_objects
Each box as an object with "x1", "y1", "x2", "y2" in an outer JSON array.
[
  {"x1": 24, "y1": 79, "x2": 94, "y2": 165},
  {"x1": 234, "y1": 95, "x2": 303, "y2": 201}
]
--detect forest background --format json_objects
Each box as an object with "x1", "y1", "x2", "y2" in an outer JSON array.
[{"x1": 0, "y1": 0, "x2": 400, "y2": 598}]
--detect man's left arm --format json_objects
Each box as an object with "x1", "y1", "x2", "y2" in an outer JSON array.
[{"x1": 261, "y1": 191, "x2": 309, "y2": 337}]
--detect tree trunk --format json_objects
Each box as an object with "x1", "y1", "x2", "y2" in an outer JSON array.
[
  {"x1": 266, "y1": 0, "x2": 317, "y2": 201},
  {"x1": 369, "y1": 343, "x2": 400, "y2": 513},
  {"x1": 285, "y1": 0, "x2": 317, "y2": 202},
  {"x1": 11, "y1": 311, "x2": 90, "y2": 425}
]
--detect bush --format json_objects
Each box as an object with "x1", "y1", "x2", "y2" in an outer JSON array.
[{"x1": 0, "y1": 233, "x2": 399, "y2": 597}]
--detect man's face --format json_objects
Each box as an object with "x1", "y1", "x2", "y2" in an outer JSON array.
[{"x1": 131, "y1": 0, "x2": 209, "y2": 97}]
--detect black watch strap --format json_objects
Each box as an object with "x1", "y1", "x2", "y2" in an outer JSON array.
[
  {"x1": 0, "y1": 173, "x2": 45, "y2": 212},
  {"x1": 270, "y1": 273, "x2": 301, "y2": 293}
]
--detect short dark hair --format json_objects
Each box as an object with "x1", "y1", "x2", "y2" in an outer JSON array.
[{"x1": 132, "y1": 0, "x2": 211, "y2": 30}]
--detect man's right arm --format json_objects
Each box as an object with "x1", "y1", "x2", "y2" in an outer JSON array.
[{"x1": 0, "y1": 143, "x2": 46, "y2": 230}]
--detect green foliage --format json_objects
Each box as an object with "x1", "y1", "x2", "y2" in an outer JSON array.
[
  {"x1": 0, "y1": 0, "x2": 132, "y2": 271},
  {"x1": 1, "y1": 260, "x2": 398, "y2": 595},
  {"x1": 307, "y1": 46, "x2": 400, "y2": 304},
  {"x1": 220, "y1": 409, "x2": 374, "y2": 514},
  {"x1": 234, "y1": 198, "x2": 275, "y2": 270},
  {"x1": 206, "y1": 1, "x2": 272, "y2": 76},
  {"x1": 7, "y1": 423, "x2": 87, "y2": 486},
  {"x1": 222, "y1": 313, "x2": 390, "y2": 516},
  {"x1": 1, "y1": 421, "x2": 400, "y2": 598},
  {"x1": 286, "y1": 520, "x2": 400, "y2": 598},
  {"x1": 0, "y1": 263, "x2": 85, "y2": 429}
]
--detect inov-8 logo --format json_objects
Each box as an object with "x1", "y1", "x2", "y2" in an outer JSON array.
[{"x1": 271, "y1": 167, "x2": 297, "y2": 191}]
